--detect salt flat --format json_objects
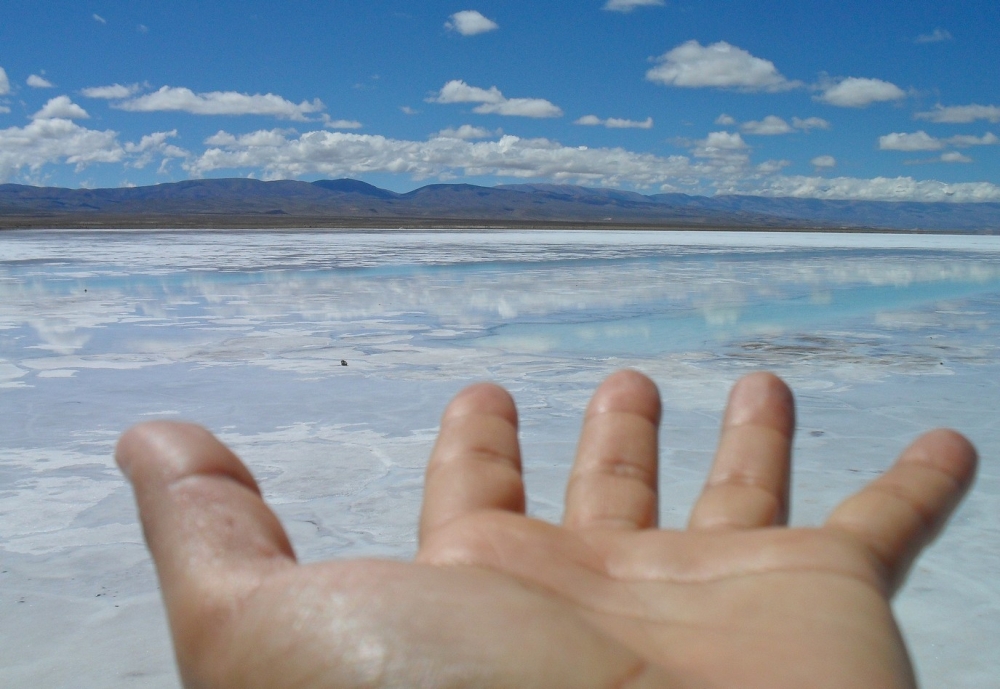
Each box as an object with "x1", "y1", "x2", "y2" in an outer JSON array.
[{"x1": 1, "y1": 230, "x2": 998, "y2": 687}]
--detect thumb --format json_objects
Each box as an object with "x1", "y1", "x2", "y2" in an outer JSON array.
[{"x1": 116, "y1": 421, "x2": 296, "y2": 672}]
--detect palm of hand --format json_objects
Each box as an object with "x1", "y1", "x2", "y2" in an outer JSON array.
[{"x1": 117, "y1": 371, "x2": 975, "y2": 689}]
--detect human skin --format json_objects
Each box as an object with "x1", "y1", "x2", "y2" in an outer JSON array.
[{"x1": 116, "y1": 370, "x2": 977, "y2": 688}]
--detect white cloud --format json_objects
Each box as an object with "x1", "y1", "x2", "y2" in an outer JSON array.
[
  {"x1": 756, "y1": 159, "x2": 791, "y2": 175},
  {"x1": 690, "y1": 132, "x2": 751, "y2": 173},
  {"x1": 0, "y1": 117, "x2": 199, "y2": 182},
  {"x1": 0, "y1": 106, "x2": 9, "y2": 114},
  {"x1": 186, "y1": 128, "x2": 700, "y2": 188},
  {"x1": 754, "y1": 175, "x2": 1000, "y2": 202},
  {"x1": 115, "y1": 86, "x2": 325, "y2": 120},
  {"x1": 32, "y1": 96, "x2": 90, "y2": 120},
  {"x1": 436, "y1": 124, "x2": 499, "y2": 139},
  {"x1": 123, "y1": 130, "x2": 189, "y2": 169},
  {"x1": 792, "y1": 116, "x2": 830, "y2": 131},
  {"x1": 741, "y1": 115, "x2": 793, "y2": 135},
  {"x1": 915, "y1": 104, "x2": 1000, "y2": 124},
  {"x1": 699, "y1": 131, "x2": 748, "y2": 151},
  {"x1": 721, "y1": 115, "x2": 829, "y2": 134},
  {"x1": 811, "y1": 155, "x2": 836, "y2": 168},
  {"x1": 0, "y1": 67, "x2": 10, "y2": 96},
  {"x1": 879, "y1": 131, "x2": 943, "y2": 151},
  {"x1": 27, "y1": 74, "x2": 54, "y2": 88},
  {"x1": 432, "y1": 80, "x2": 504, "y2": 105},
  {"x1": 816, "y1": 77, "x2": 906, "y2": 108},
  {"x1": 400, "y1": 106, "x2": 419, "y2": 115},
  {"x1": 940, "y1": 151, "x2": 972, "y2": 163},
  {"x1": 946, "y1": 132, "x2": 998, "y2": 147},
  {"x1": 93, "y1": 14, "x2": 107, "y2": 24},
  {"x1": 606, "y1": 116, "x2": 653, "y2": 129},
  {"x1": 474, "y1": 99, "x2": 560, "y2": 117},
  {"x1": 322, "y1": 115, "x2": 363, "y2": 129},
  {"x1": 915, "y1": 28, "x2": 952, "y2": 44},
  {"x1": 0, "y1": 118, "x2": 124, "y2": 180},
  {"x1": 445, "y1": 10, "x2": 499, "y2": 36},
  {"x1": 81, "y1": 83, "x2": 142, "y2": 99},
  {"x1": 603, "y1": 0, "x2": 664, "y2": 11},
  {"x1": 574, "y1": 115, "x2": 653, "y2": 129},
  {"x1": 429, "y1": 80, "x2": 562, "y2": 118},
  {"x1": 646, "y1": 41, "x2": 798, "y2": 92}
]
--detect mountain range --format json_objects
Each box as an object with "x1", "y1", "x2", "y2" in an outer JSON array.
[{"x1": 2, "y1": 178, "x2": 999, "y2": 232}]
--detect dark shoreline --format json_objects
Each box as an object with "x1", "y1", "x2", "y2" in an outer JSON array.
[{"x1": 2, "y1": 213, "x2": 991, "y2": 234}]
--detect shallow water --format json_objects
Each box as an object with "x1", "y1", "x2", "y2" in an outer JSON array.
[{"x1": 1, "y1": 229, "x2": 998, "y2": 687}]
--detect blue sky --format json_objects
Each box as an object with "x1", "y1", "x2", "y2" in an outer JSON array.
[{"x1": 1, "y1": 0, "x2": 998, "y2": 200}]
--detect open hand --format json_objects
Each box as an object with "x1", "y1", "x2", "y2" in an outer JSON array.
[{"x1": 117, "y1": 371, "x2": 976, "y2": 688}]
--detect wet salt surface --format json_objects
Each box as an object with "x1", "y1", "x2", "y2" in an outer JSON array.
[{"x1": 1, "y1": 229, "x2": 999, "y2": 687}]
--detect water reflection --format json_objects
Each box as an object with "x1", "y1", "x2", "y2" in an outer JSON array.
[{"x1": 3, "y1": 235, "x2": 1000, "y2": 367}]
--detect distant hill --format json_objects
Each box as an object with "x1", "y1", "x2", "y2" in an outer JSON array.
[{"x1": 1, "y1": 178, "x2": 998, "y2": 232}]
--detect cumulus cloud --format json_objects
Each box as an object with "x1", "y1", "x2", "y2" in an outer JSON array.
[
  {"x1": 436, "y1": 124, "x2": 499, "y2": 139},
  {"x1": 124, "y1": 130, "x2": 189, "y2": 170},
  {"x1": 741, "y1": 115, "x2": 793, "y2": 135},
  {"x1": 792, "y1": 116, "x2": 830, "y2": 131},
  {"x1": 879, "y1": 131, "x2": 943, "y2": 151},
  {"x1": 100, "y1": 122, "x2": 995, "y2": 203},
  {"x1": 690, "y1": 132, "x2": 752, "y2": 177},
  {"x1": 816, "y1": 77, "x2": 906, "y2": 108},
  {"x1": 0, "y1": 118, "x2": 124, "y2": 180},
  {"x1": 915, "y1": 28, "x2": 952, "y2": 44},
  {"x1": 574, "y1": 115, "x2": 602, "y2": 126},
  {"x1": 429, "y1": 80, "x2": 562, "y2": 118},
  {"x1": 0, "y1": 67, "x2": 10, "y2": 95},
  {"x1": 756, "y1": 159, "x2": 791, "y2": 175},
  {"x1": 699, "y1": 131, "x2": 748, "y2": 150},
  {"x1": 81, "y1": 83, "x2": 142, "y2": 99},
  {"x1": 753, "y1": 175, "x2": 1000, "y2": 202},
  {"x1": 32, "y1": 96, "x2": 90, "y2": 120},
  {"x1": 720, "y1": 115, "x2": 829, "y2": 134},
  {"x1": 432, "y1": 80, "x2": 504, "y2": 104},
  {"x1": 185, "y1": 128, "x2": 702, "y2": 188},
  {"x1": 115, "y1": 86, "x2": 325, "y2": 120},
  {"x1": 27, "y1": 74, "x2": 54, "y2": 88},
  {"x1": 445, "y1": 10, "x2": 499, "y2": 36},
  {"x1": 603, "y1": 0, "x2": 664, "y2": 11},
  {"x1": 947, "y1": 132, "x2": 998, "y2": 147},
  {"x1": 322, "y1": 115, "x2": 363, "y2": 129},
  {"x1": 9, "y1": 88, "x2": 987, "y2": 203},
  {"x1": 940, "y1": 151, "x2": 972, "y2": 163},
  {"x1": 574, "y1": 115, "x2": 653, "y2": 129},
  {"x1": 915, "y1": 104, "x2": 1000, "y2": 124},
  {"x1": 881, "y1": 130, "x2": 998, "y2": 160},
  {"x1": 646, "y1": 41, "x2": 798, "y2": 92},
  {"x1": 481, "y1": 100, "x2": 562, "y2": 118}
]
